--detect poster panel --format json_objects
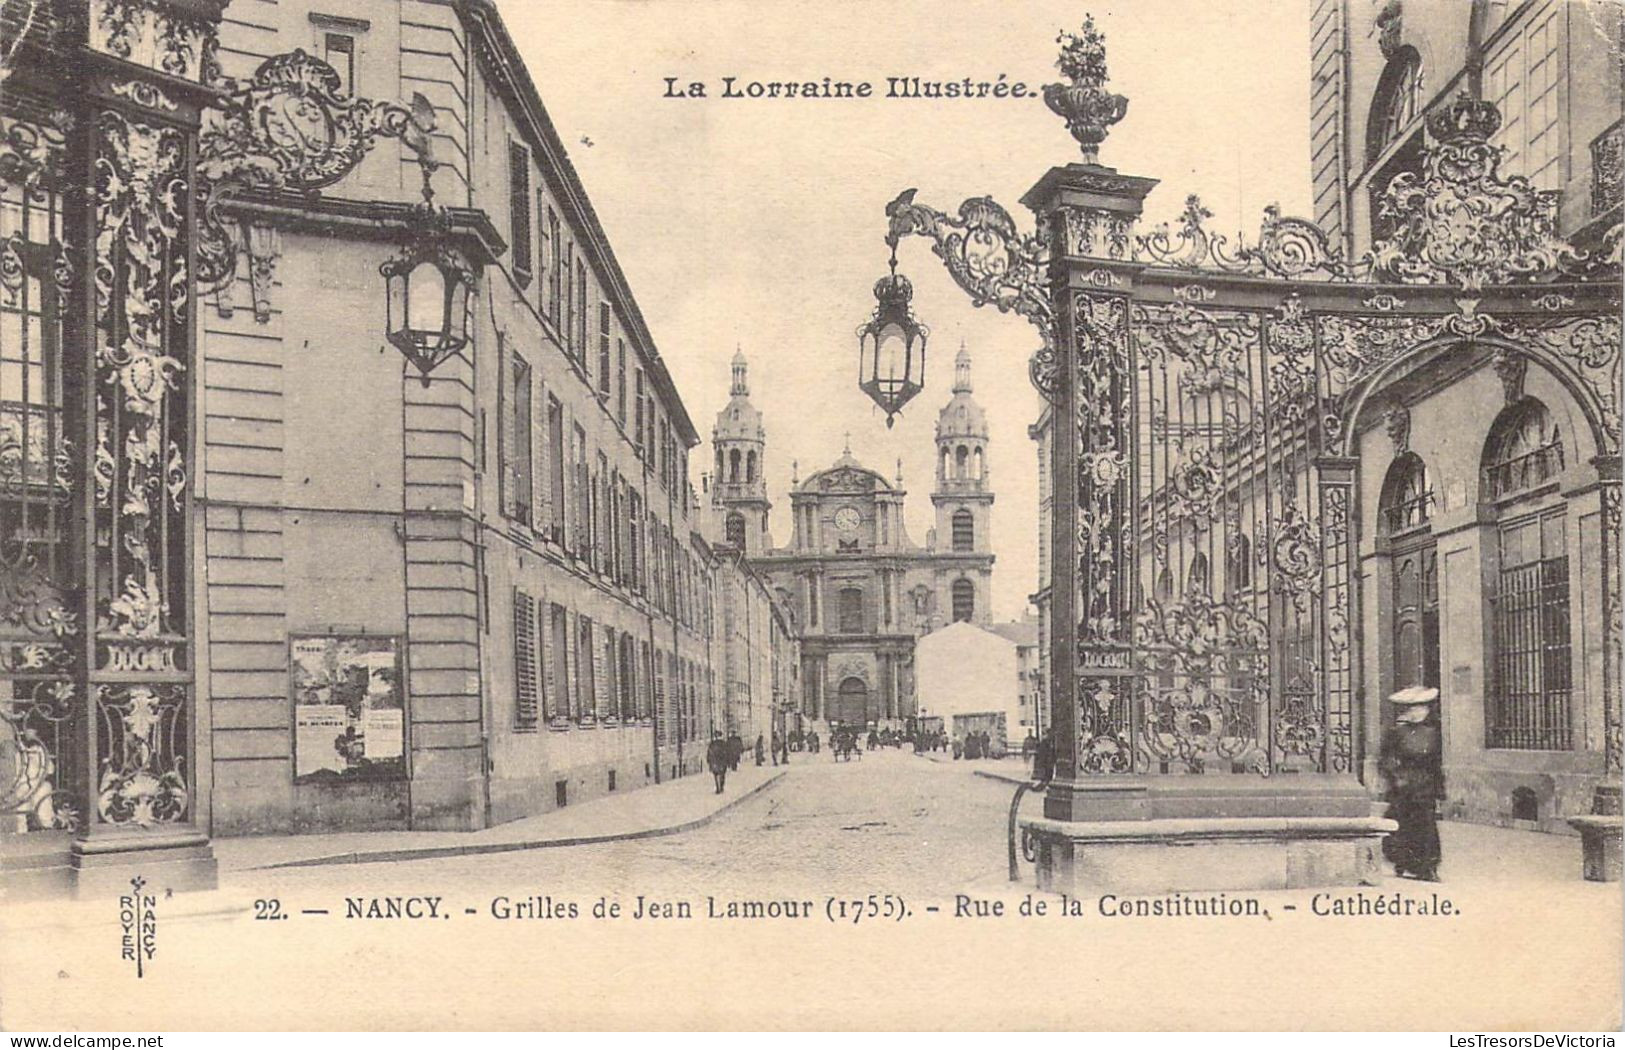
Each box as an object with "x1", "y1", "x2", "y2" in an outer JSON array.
[{"x1": 290, "y1": 634, "x2": 406, "y2": 782}]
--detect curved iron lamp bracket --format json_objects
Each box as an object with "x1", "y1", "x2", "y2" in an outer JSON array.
[{"x1": 883, "y1": 188, "x2": 1060, "y2": 402}]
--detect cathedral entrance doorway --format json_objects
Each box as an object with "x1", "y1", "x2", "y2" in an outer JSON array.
[{"x1": 832, "y1": 676, "x2": 871, "y2": 727}]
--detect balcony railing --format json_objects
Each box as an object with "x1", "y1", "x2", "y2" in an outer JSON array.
[
  {"x1": 1482, "y1": 443, "x2": 1564, "y2": 502},
  {"x1": 1382, "y1": 488, "x2": 1434, "y2": 534}
]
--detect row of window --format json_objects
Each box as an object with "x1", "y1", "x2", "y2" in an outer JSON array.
[
  {"x1": 511, "y1": 587, "x2": 708, "y2": 739},
  {"x1": 505, "y1": 142, "x2": 689, "y2": 496},
  {"x1": 498, "y1": 346, "x2": 711, "y2": 635}
]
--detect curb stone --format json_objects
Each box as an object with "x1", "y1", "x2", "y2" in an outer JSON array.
[{"x1": 250, "y1": 769, "x2": 789, "y2": 871}]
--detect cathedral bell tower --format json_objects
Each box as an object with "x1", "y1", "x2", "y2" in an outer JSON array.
[
  {"x1": 931, "y1": 344, "x2": 994, "y2": 623},
  {"x1": 709, "y1": 350, "x2": 772, "y2": 555}
]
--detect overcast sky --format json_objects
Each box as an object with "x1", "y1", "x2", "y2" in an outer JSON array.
[{"x1": 501, "y1": 0, "x2": 1313, "y2": 621}]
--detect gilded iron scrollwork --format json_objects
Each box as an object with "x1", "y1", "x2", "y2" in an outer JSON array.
[
  {"x1": 196, "y1": 50, "x2": 435, "y2": 298},
  {"x1": 95, "y1": 683, "x2": 188, "y2": 827},
  {"x1": 1368, "y1": 95, "x2": 1600, "y2": 289},
  {"x1": 884, "y1": 189, "x2": 1059, "y2": 401}
]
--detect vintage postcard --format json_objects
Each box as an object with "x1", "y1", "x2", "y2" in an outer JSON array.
[{"x1": 0, "y1": 0, "x2": 1621, "y2": 1033}]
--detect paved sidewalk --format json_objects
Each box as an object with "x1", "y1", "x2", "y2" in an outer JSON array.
[{"x1": 212, "y1": 763, "x2": 786, "y2": 872}]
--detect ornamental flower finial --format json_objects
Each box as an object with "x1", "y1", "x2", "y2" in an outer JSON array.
[{"x1": 1043, "y1": 15, "x2": 1129, "y2": 164}]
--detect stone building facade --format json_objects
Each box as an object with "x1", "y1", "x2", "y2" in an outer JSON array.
[
  {"x1": 711, "y1": 348, "x2": 996, "y2": 730},
  {"x1": 192, "y1": 0, "x2": 785, "y2": 835}
]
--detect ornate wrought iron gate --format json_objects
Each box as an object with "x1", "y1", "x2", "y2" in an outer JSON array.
[
  {"x1": 884, "y1": 22, "x2": 1621, "y2": 804},
  {"x1": 1, "y1": 1, "x2": 428, "y2": 891}
]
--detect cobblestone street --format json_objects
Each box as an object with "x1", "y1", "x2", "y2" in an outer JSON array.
[{"x1": 240, "y1": 749, "x2": 1020, "y2": 902}]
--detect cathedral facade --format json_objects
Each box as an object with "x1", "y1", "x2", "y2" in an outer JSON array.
[{"x1": 708, "y1": 348, "x2": 996, "y2": 730}]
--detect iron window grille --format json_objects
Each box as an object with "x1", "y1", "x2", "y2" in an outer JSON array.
[{"x1": 1488, "y1": 510, "x2": 1572, "y2": 750}]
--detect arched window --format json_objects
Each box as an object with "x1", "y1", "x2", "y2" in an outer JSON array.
[
  {"x1": 725, "y1": 512, "x2": 745, "y2": 548},
  {"x1": 838, "y1": 587, "x2": 864, "y2": 633},
  {"x1": 1482, "y1": 398, "x2": 1564, "y2": 501},
  {"x1": 728, "y1": 448, "x2": 741, "y2": 483},
  {"x1": 951, "y1": 578, "x2": 975, "y2": 622},
  {"x1": 1481, "y1": 397, "x2": 1572, "y2": 750},
  {"x1": 973, "y1": 446, "x2": 984, "y2": 479},
  {"x1": 1186, "y1": 552, "x2": 1210, "y2": 595},
  {"x1": 955, "y1": 445, "x2": 969, "y2": 478},
  {"x1": 1155, "y1": 567, "x2": 1174, "y2": 602},
  {"x1": 951, "y1": 509, "x2": 974, "y2": 552},
  {"x1": 1379, "y1": 452, "x2": 1433, "y2": 534},
  {"x1": 1368, "y1": 48, "x2": 1424, "y2": 162},
  {"x1": 940, "y1": 447, "x2": 951, "y2": 480},
  {"x1": 746, "y1": 450, "x2": 757, "y2": 482}
]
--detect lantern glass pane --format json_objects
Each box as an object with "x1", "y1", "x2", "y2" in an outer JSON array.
[
  {"x1": 407, "y1": 259, "x2": 447, "y2": 335},
  {"x1": 386, "y1": 270, "x2": 407, "y2": 334},
  {"x1": 447, "y1": 273, "x2": 471, "y2": 343},
  {"x1": 876, "y1": 323, "x2": 909, "y2": 386}
]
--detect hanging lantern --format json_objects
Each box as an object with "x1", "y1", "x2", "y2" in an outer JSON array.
[
  {"x1": 856, "y1": 251, "x2": 928, "y2": 428},
  {"x1": 381, "y1": 162, "x2": 475, "y2": 385}
]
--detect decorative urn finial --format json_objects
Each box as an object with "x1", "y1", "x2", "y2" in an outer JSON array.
[{"x1": 1043, "y1": 15, "x2": 1129, "y2": 164}]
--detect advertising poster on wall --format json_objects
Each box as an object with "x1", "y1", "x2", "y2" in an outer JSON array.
[{"x1": 290, "y1": 635, "x2": 406, "y2": 782}]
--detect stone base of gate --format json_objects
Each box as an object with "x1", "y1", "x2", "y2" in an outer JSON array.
[
  {"x1": 1023, "y1": 777, "x2": 1394, "y2": 895},
  {"x1": 68, "y1": 828, "x2": 218, "y2": 898}
]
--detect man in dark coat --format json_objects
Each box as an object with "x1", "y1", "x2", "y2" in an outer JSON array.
[
  {"x1": 727, "y1": 731, "x2": 743, "y2": 772},
  {"x1": 1379, "y1": 687, "x2": 1443, "y2": 881},
  {"x1": 706, "y1": 732, "x2": 729, "y2": 794},
  {"x1": 1032, "y1": 728, "x2": 1055, "y2": 787},
  {"x1": 754, "y1": 734, "x2": 766, "y2": 767}
]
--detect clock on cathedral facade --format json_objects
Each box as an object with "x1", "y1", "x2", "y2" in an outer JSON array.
[{"x1": 707, "y1": 346, "x2": 995, "y2": 730}]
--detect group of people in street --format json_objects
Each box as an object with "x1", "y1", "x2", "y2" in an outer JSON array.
[{"x1": 954, "y1": 730, "x2": 998, "y2": 760}]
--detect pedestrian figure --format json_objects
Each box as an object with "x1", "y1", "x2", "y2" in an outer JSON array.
[
  {"x1": 770, "y1": 731, "x2": 782, "y2": 767},
  {"x1": 706, "y1": 732, "x2": 730, "y2": 794},
  {"x1": 754, "y1": 734, "x2": 765, "y2": 767},
  {"x1": 727, "y1": 731, "x2": 742, "y2": 772},
  {"x1": 1379, "y1": 686, "x2": 1443, "y2": 881},
  {"x1": 1032, "y1": 728, "x2": 1055, "y2": 787}
]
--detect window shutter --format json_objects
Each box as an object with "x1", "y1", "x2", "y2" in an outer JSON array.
[
  {"x1": 513, "y1": 589, "x2": 538, "y2": 727},
  {"x1": 497, "y1": 341, "x2": 509, "y2": 516},
  {"x1": 539, "y1": 600, "x2": 554, "y2": 722},
  {"x1": 535, "y1": 187, "x2": 548, "y2": 311},
  {"x1": 542, "y1": 378, "x2": 555, "y2": 526},
  {"x1": 509, "y1": 143, "x2": 532, "y2": 286},
  {"x1": 594, "y1": 628, "x2": 609, "y2": 721}
]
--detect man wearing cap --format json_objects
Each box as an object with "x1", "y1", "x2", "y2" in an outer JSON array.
[{"x1": 1379, "y1": 686, "x2": 1444, "y2": 881}]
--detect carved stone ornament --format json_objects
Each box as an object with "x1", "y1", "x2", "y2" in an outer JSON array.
[
  {"x1": 1386, "y1": 404, "x2": 1411, "y2": 452},
  {"x1": 1493, "y1": 349, "x2": 1527, "y2": 404},
  {"x1": 1042, "y1": 16, "x2": 1129, "y2": 164}
]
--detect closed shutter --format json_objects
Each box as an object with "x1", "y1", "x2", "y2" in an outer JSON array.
[
  {"x1": 513, "y1": 589, "x2": 538, "y2": 727},
  {"x1": 601, "y1": 630, "x2": 617, "y2": 718},
  {"x1": 538, "y1": 598, "x2": 554, "y2": 722},
  {"x1": 509, "y1": 143, "x2": 532, "y2": 286},
  {"x1": 532, "y1": 380, "x2": 547, "y2": 529},
  {"x1": 497, "y1": 339, "x2": 509, "y2": 516},
  {"x1": 655, "y1": 651, "x2": 667, "y2": 745}
]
